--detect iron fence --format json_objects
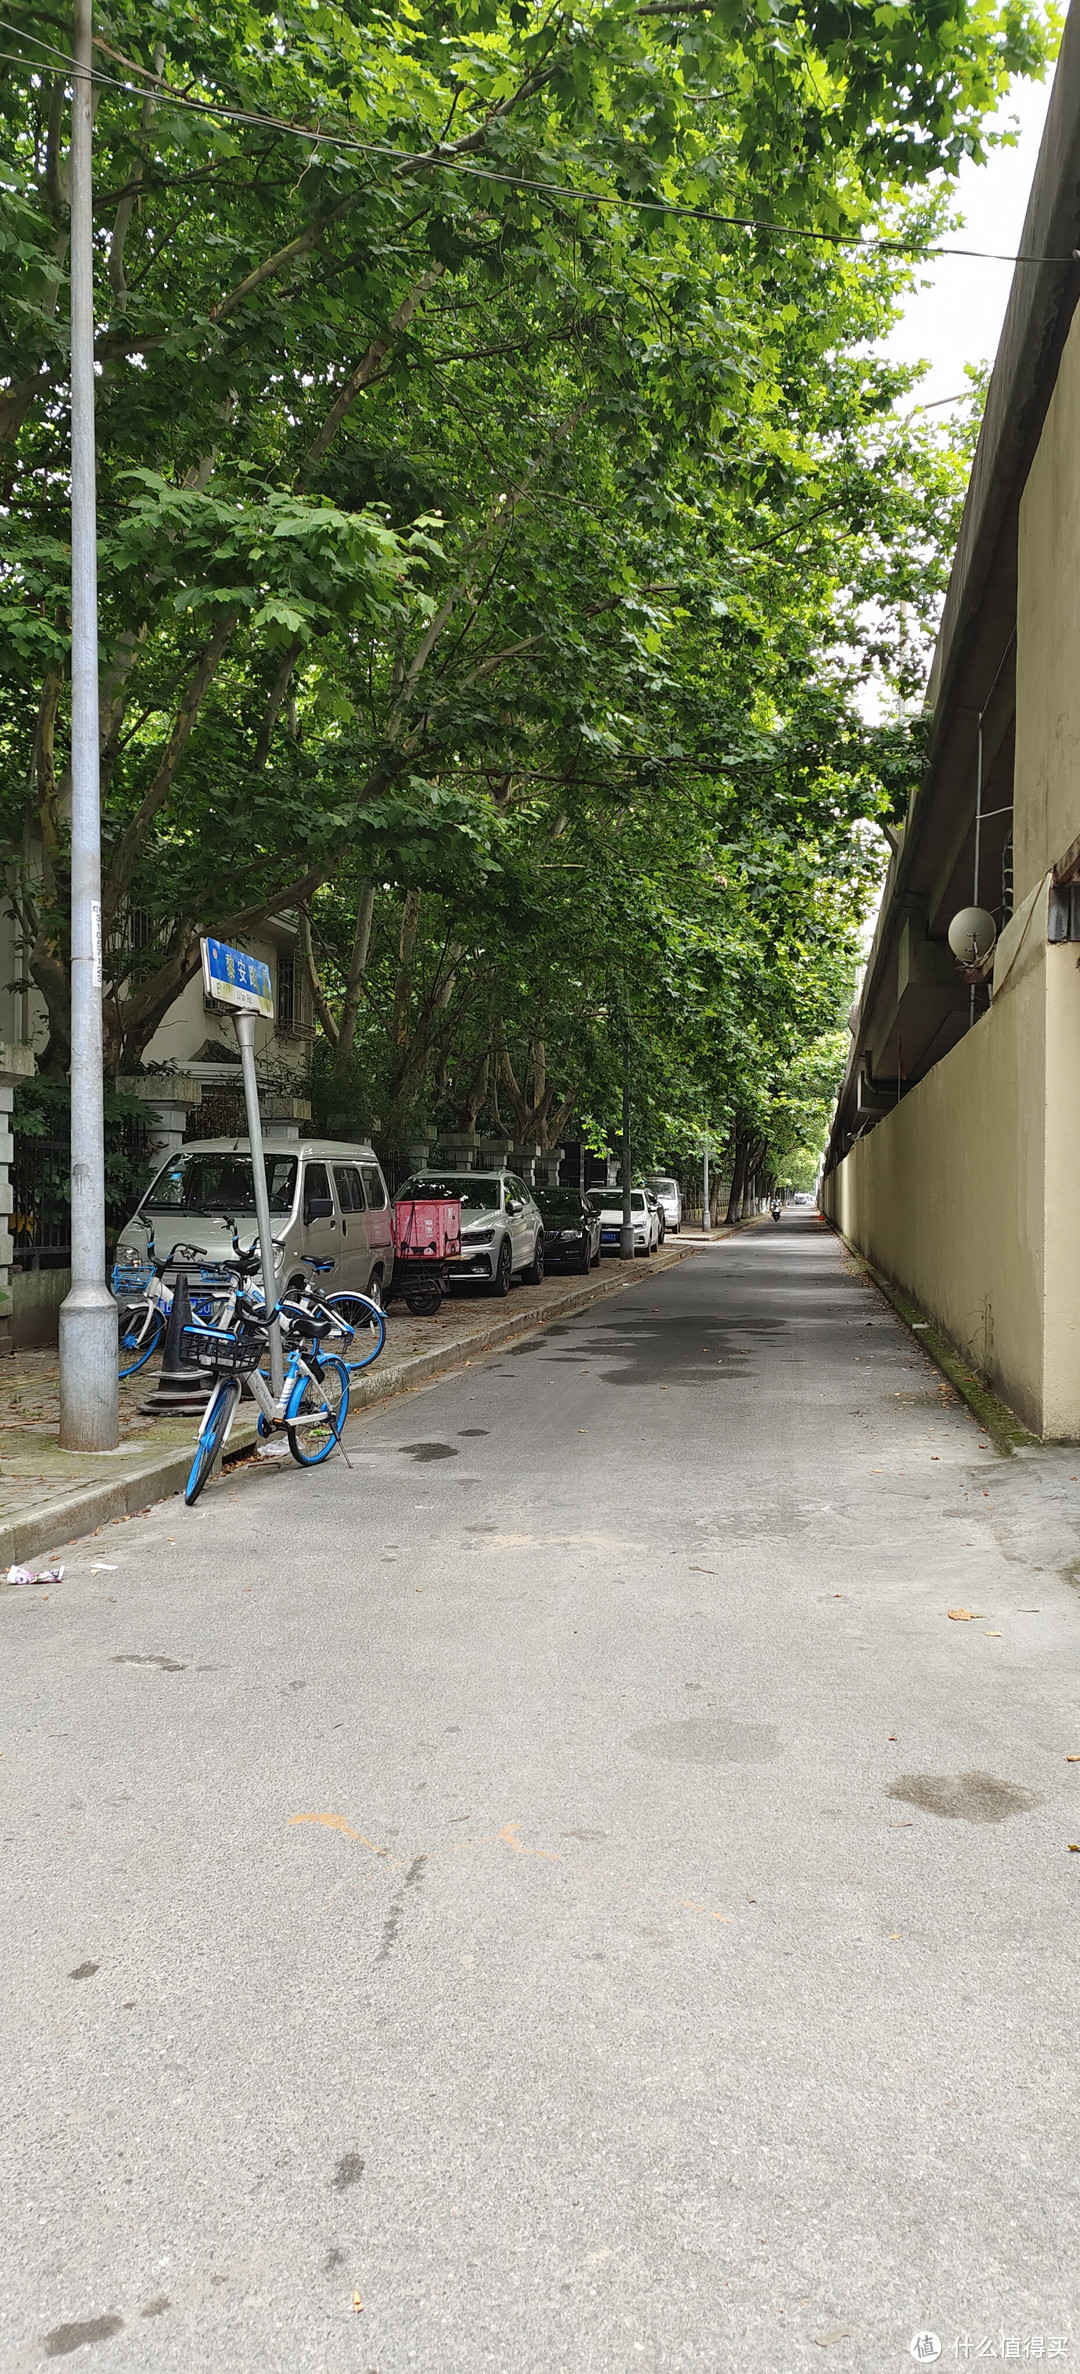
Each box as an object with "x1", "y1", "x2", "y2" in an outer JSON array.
[
  {"x1": 12, "y1": 1110, "x2": 150, "y2": 1267},
  {"x1": 12, "y1": 1136, "x2": 71, "y2": 1268}
]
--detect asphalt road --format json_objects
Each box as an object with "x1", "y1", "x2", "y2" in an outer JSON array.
[{"x1": 3, "y1": 1213, "x2": 1080, "y2": 2373}]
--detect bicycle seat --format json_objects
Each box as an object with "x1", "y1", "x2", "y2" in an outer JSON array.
[
  {"x1": 301, "y1": 1256, "x2": 334, "y2": 1273},
  {"x1": 279, "y1": 1299, "x2": 333, "y2": 1340}
]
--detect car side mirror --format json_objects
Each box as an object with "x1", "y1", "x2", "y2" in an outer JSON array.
[
  {"x1": 506, "y1": 1198, "x2": 520, "y2": 1215},
  {"x1": 304, "y1": 1195, "x2": 333, "y2": 1223}
]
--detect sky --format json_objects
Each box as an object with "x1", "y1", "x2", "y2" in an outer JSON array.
[{"x1": 882, "y1": 66, "x2": 1056, "y2": 408}]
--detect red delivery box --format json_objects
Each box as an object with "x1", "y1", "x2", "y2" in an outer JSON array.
[{"x1": 393, "y1": 1198, "x2": 462, "y2": 1261}]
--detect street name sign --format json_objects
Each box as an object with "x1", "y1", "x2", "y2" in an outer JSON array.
[{"x1": 200, "y1": 935, "x2": 274, "y2": 1018}]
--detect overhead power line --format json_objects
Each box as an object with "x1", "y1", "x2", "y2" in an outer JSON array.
[{"x1": 2, "y1": 17, "x2": 1072, "y2": 269}]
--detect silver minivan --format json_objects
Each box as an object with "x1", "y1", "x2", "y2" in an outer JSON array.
[{"x1": 116, "y1": 1137, "x2": 395, "y2": 1305}]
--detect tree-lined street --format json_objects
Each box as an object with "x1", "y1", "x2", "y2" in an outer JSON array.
[{"x1": 3, "y1": 1215, "x2": 1078, "y2": 2369}]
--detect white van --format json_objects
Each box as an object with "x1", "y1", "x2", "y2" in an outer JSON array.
[{"x1": 116, "y1": 1137, "x2": 394, "y2": 1305}]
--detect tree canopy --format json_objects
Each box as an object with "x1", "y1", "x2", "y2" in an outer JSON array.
[{"x1": 0, "y1": 0, "x2": 1052, "y2": 1186}]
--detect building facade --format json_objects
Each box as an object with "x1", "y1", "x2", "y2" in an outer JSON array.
[{"x1": 822, "y1": 8, "x2": 1080, "y2": 1438}]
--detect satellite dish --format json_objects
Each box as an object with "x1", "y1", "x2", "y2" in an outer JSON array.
[{"x1": 947, "y1": 905, "x2": 997, "y2": 965}]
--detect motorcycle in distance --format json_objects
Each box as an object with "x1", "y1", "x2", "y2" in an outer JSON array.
[{"x1": 770, "y1": 1199, "x2": 782, "y2": 1223}]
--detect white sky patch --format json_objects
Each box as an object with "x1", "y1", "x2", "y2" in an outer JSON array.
[{"x1": 883, "y1": 68, "x2": 1056, "y2": 413}]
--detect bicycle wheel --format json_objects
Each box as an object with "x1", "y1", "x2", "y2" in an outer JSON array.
[
  {"x1": 324, "y1": 1292, "x2": 387, "y2": 1372},
  {"x1": 285, "y1": 1356, "x2": 349, "y2": 1467},
  {"x1": 184, "y1": 1378, "x2": 240, "y2": 1505},
  {"x1": 117, "y1": 1300, "x2": 164, "y2": 1379}
]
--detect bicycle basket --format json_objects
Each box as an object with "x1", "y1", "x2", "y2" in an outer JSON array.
[
  {"x1": 182, "y1": 1322, "x2": 266, "y2": 1376},
  {"x1": 111, "y1": 1260, "x2": 153, "y2": 1294}
]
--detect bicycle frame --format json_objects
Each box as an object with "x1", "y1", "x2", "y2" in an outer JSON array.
[{"x1": 205, "y1": 1339, "x2": 327, "y2": 1450}]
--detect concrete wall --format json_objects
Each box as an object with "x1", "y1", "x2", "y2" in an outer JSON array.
[
  {"x1": 12, "y1": 1267, "x2": 70, "y2": 1351},
  {"x1": 1015, "y1": 303, "x2": 1080, "y2": 896},
  {"x1": 822, "y1": 928, "x2": 1080, "y2": 1438}
]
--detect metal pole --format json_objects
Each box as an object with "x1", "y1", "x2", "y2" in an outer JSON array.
[
  {"x1": 619, "y1": 1034, "x2": 633, "y2": 1260},
  {"x1": 702, "y1": 1132, "x2": 711, "y2": 1233},
  {"x1": 58, "y1": 0, "x2": 119, "y2": 1452},
  {"x1": 234, "y1": 1011, "x2": 283, "y2": 1394}
]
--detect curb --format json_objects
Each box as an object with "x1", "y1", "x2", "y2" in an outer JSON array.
[{"x1": 0, "y1": 1236, "x2": 710, "y2": 1569}]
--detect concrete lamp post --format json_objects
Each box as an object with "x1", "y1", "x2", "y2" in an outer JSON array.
[{"x1": 59, "y1": 0, "x2": 119, "y2": 1452}]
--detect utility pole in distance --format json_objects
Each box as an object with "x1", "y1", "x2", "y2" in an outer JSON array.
[
  {"x1": 59, "y1": 0, "x2": 119, "y2": 1451},
  {"x1": 620, "y1": 1030, "x2": 633, "y2": 1260},
  {"x1": 702, "y1": 1131, "x2": 711, "y2": 1233}
]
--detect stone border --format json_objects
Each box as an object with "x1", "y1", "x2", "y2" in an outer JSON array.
[{"x1": 0, "y1": 1235, "x2": 712, "y2": 1570}]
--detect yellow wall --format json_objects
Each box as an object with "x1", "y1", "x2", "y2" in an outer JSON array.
[
  {"x1": 822, "y1": 929, "x2": 1080, "y2": 1437},
  {"x1": 1015, "y1": 303, "x2": 1080, "y2": 897}
]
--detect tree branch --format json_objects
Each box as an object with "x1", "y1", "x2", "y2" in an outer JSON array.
[
  {"x1": 102, "y1": 607, "x2": 239, "y2": 924},
  {"x1": 299, "y1": 269, "x2": 443, "y2": 479}
]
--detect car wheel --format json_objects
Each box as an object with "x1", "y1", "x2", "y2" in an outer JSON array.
[
  {"x1": 521, "y1": 1233, "x2": 545, "y2": 1286},
  {"x1": 365, "y1": 1269, "x2": 383, "y2": 1308},
  {"x1": 490, "y1": 1236, "x2": 513, "y2": 1297}
]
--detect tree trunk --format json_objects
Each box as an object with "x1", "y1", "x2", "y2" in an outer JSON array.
[{"x1": 726, "y1": 1129, "x2": 749, "y2": 1225}]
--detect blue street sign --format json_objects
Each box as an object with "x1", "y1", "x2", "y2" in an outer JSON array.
[{"x1": 200, "y1": 935, "x2": 274, "y2": 1018}]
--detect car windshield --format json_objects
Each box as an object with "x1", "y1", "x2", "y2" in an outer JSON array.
[
  {"x1": 650, "y1": 1178, "x2": 677, "y2": 1195},
  {"x1": 539, "y1": 1192, "x2": 583, "y2": 1218},
  {"x1": 141, "y1": 1150, "x2": 298, "y2": 1216},
  {"x1": 398, "y1": 1174, "x2": 500, "y2": 1213},
  {"x1": 587, "y1": 1188, "x2": 646, "y2": 1212}
]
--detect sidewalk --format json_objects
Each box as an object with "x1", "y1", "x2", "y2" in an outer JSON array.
[{"x1": 0, "y1": 1234, "x2": 711, "y2": 1571}]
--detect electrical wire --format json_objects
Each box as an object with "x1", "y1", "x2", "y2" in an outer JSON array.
[{"x1": 0, "y1": 16, "x2": 1071, "y2": 268}]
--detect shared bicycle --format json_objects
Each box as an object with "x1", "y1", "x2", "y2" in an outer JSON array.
[
  {"x1": 183, "y1": 1290, "x2": 352, "y2": 1505},
  {"x1": 113, "y1": 1218, "x2": 387, "y2": 1380}
]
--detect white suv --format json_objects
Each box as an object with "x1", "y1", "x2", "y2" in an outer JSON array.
[{"x1": 396, "y1": 1170, "x2": 545, "y2": 1297}]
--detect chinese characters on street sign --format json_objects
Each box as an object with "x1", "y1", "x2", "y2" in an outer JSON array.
[{"x1": 200, "y1": 936, "x2": 274, "y2": 1019}]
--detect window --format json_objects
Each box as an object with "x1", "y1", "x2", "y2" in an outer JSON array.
[
  {"x1": 360, "y1": 1164, "x2": 387, "y2": 1210},
  {"x1": 397, "y1": 1174, "x2": 496, "y2": 1211},
  {"x1": 277, "y1": 952, "x2": 297, "y2": 1032},
  {"x1": 141, "y1": 1151, "x2": 297, "y2": 1215},
  {"x1": 303, "y1": 1162, "x2": 331, "y2": 1213},
  {"x1": 334, "y1": 1165, "x2": 365, "y2": 1212}
]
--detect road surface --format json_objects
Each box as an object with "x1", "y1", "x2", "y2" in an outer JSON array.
[{"x1": 3, "y1": 1214, "x2": 1079, "y2": 2370}]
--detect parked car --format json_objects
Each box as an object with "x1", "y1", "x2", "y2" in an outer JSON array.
[
  {"x1": 644, "y1": 1173, "x2": 682, "y2": 1233},
  {"x1": 586, "y1": 1186, "x2": 660, "y2": 1257},
  {"x1": 395, "y1": 1170, "x2": 545, "y2": 1296},
  {"x1": 644, "y1": 1186, "x2": 666, "y2": 1247},
  {"x1": 116, "y1": 1138, "x2": 394, "y2": 1304},
  {"x1": 536, "y1": 1187, "x2": 602, "y2": 1273}
]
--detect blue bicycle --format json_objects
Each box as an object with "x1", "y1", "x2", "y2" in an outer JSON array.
[
  {"x1": 295, "y1": 1257, "x2": 387, "y2": 1373},
  {"x1": 183, "y1": 1295, "x2": 350, "y2": 1506}
]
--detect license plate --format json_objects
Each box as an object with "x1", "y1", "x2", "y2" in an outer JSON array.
[{"x1": 601, "y1": 1229, "x2": 618, "y2": 1243}]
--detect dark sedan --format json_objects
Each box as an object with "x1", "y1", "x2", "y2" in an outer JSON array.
[{"x1": 536, "y1": 1188, "x2": 602, "y2": 1273}]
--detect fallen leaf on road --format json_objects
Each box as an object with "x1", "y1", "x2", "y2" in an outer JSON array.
[
  {"x1": 815, "y1": 2332, "x2": 857, "y2": 2347},
  {"x1": 352, "y1": 2291, "x2": 364, "y2": 2313},
  {"x1": 1069, "y1": 1845, "x2": 1080, "y2": 1853},
  {"x1": 1067, "y1": 1756, "x2": 1080, "y2": 1763},
  {"x1": 985, "y1": 1630, "x2": 1002, "y2": 1637},
  {"x1": 688, "y1": 1566, "x2": 715, "y2": 1574},
  {"x1": 947, "y1": 1608, "x2": 983, "y2": 1621}
]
